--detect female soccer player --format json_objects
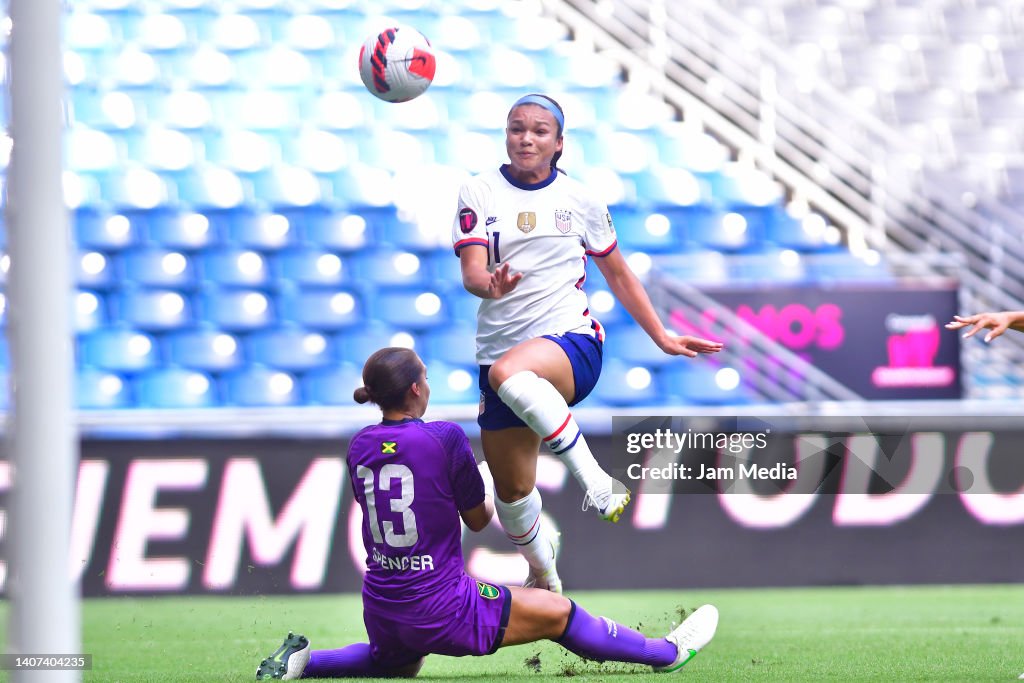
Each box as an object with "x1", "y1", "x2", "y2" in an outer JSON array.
[
  {"x1": 255, "y1": 347, "x2": 718, "y2": 680},
  {"x1": 452, "y1": 93, "x2": 724, "y2": 591},
  {"x1": 946, "y1": 310, "x2": 1024, "y2": 342}
]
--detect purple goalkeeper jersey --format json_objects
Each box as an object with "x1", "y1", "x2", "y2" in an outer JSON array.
[{"x1": 347, "y1": 417, "x2": 485, "y2": 624}]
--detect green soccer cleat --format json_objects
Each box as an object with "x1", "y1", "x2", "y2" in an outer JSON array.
[
  {"x1": 653, "y1": 604, "x2": 719, "y2": 673},
  {"x1": 256, "y1": 632, "x2": 310, "y2": 680}
]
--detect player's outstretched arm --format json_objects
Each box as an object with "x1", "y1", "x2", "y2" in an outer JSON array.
[
  {"x1": 946, "y1": 310, "x2": 1024, "y2": 343},
  {"x1": 594, "y1": 250, "x2": 723, "y2": 358}
]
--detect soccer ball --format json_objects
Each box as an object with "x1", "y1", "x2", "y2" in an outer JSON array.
[{"x1": 358, "y1": 26, "x2": 436, "y2": 103}]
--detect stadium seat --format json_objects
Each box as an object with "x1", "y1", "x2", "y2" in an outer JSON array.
[
  {"x1": 654, "y1": 250, "x2": 731, "y2": 287},
  {"x1": 420, "y1": 321, "x2": 477, "y2": 367},
  {"x1": 74, "y1": 208, "x2": 137, "y2": 250},
  {"x1": 76, "y1": 250, "x2": 118, "y2": 290},
  {"x1": 79, "y1": 326, "x2": 158, "y2": 372},
  {"x1": 590, "y1": 358, "x2": 660, "y2": 406},
  {"x1": 77, "y1": 367, "x2": 133, "y2": 409},
  {"x1": 136, "y1": 367, "x2": 218, "y2": 408},
  {"x1": 660, "y1": 362, "x2": 752, "y2": 405},
  {"x1": 197, "y1": 288, "x2": 275, "y2": 330},
  {"x1": 221, "y1": 366, "x2": 300, "y2": 406},
  {"x1": 347, "y1": 248, "x2": 428, "y2": 287},
  {"x1": 727, "y1": 250, "x2": 808, "y2": 285},
  {"x1": 804, "y1": 250, "x2": 894, "y2": 284},
  {"x1": 222, "y1": 209, "x2": 295, "y2": 249},
  {"x1": 920, "y1": 44, "x2": 999, "y2": 91},
  {"x1": 611, "y1": 207, "x2": 681, "y2": 253},
  {"x1": 139, "y1": 209, "x2": 220, "y2": 249},
  {"x1": 375, "y1": 288, "x2": 449, "y2": 330},
  {"x1": 299, "y1": 208, "x2": 372, "y2": 252},
  {"x1": 272, "y1": 247, "x2": 348, "y2": 286},
  {"x1": 246, "y1": 326, "x2": 333, "y2": 371},
  {"x1": 603, "y1": 321, "x2": 676, "y2": 368},
  {"x1": 302, "y1": 362, "x2": 363, "y2": 405},
  {"x1": 276, "y1": 287, "x2": 363, "y2": 330},
  {"x1": 335, "y1": 322, "x2": 418, "y2": 366},
  {"x1": 165, "y1": 326, "x2": 243, "y2": 371},
  {"x1": 197, "y1": 248, "x2": 270, "y2": 287},
  {"x1": 121, "y1": 247, "x2": 196, "y2": 288},
  {"x1": 76, "y1": 290, "x2": 107, "y2": 332},
  {"x1": 115, "y1": 287, "x2": 192, "y2": 330},
  {"x1": 426, "y1": 360, "x2": 478, "y2": 404}
]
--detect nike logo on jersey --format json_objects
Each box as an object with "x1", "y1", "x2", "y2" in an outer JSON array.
[{"x1": 485, "y1": 216, "x2": 498, "y2": 226}]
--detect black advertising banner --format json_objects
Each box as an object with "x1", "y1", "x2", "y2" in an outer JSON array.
[
  {"x1": 0, "y1": 419, "x2": 1020, "y2": 596},
  {"x1": 668, "y1": 284, "x2": 962, "y2": 399}
]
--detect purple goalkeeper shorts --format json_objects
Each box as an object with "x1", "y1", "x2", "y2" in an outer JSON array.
[{"x1": 363, "y1": 576, "x2": 511, "y2": 665}]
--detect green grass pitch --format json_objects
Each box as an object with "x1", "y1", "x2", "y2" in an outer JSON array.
[{"x1": 0, "y1": 584, "x2": 1021, "y2": 682}]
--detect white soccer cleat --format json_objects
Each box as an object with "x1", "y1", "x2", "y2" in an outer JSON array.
[
  {"x1": 523, "y1": 531, "x2": 563, "y2": 594},
  {"x1": 653, "y1": 604, "x2": 719, "y2": 673},
  {"x1": 582, "y1": 478, "x2": 631, "y2": 523},
  {"x1": 256, "y1": 632, "x2": 310, "y2": 680}
]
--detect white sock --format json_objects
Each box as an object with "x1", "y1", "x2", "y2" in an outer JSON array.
[
  {"x1": 494, "y1": 488, "x2": 557, "y2": 574},
  {"x1": 496, "y1": 370, "x2": 612, "y2": 495}
]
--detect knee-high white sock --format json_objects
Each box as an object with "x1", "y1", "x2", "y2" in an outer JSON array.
[
  {"x1": 494, "y1": 488, "x2": 556, "y2": 574},
  {"x1": 496, "y1": 370, "x2": 612, "y2": 495}
]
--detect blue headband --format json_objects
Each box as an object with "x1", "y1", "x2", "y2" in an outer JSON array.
[{"x1": 510, "y1": 94, "x2": 564, "y2": 133}]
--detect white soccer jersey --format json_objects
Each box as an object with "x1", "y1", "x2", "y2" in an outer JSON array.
[{"x1": 452, "y1": 166, "x2": 617, "y2": 365}]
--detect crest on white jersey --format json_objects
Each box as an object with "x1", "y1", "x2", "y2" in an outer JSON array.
[
  {"x1": 554, "y1": 209, "x2": 572, "y2": 234},
  {"x1": 517, "y1": 211, "x2": 537, "y2": 233}
]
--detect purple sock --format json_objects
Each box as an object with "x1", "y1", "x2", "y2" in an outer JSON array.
[
  {"x1": 556, "y1": 602, "x2": 677, "y2": 667},
  {"x1": 302, "y1": 643, "x2": 390, "y2": 679}
]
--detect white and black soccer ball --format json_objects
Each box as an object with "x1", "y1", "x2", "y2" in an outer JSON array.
[{"x1": 358, "y1": 26, "x2": 436, "y2": 103}]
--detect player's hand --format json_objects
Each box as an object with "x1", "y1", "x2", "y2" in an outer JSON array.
[
  {"x1": 487, "y1": 263, "x2": 523, "y2": 299},
  {"x1": 945, "y1": 312, "x2": 1012, "y2": 343},
  {"x1": 657, "y1": 334, "x2": 724, "y2": 358}
]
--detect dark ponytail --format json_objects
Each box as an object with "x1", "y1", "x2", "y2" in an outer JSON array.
[{"x1": 353, "y1": 347, "x2": 423, "y2": 411}]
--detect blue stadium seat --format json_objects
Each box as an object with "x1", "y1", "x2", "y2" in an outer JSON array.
[
  {"x1": 77, "y1": 367, "x2": 133, "y2": 409},
  {"x1": 121, "y1": 247, "x2": 196, "y2": 288},
  {"x1": 246, "y1": 326, "x2": 333, "y2": 371},
  {"x1": 420, "y1": 321, "x2": 478, "y2": 367},
  {"x1": 448, "y1": 288, "x2": 481, "y2": 325},
  {"x1": 303, "y1": 362, "x2": 363, "y2": 406},
  {"x1": 590, "y1": 358, "x2": 660, "y2": 406},
  {"x1": 76, "y1": 250, "x2": 118, "y2": 290},
  {"x1": 375, "y1": 288, "x2": 449, "y2": 330},
  {"x1": 426, "y1": 360, "x2": 479, "y2": 405},
  {"x1": 299, "y1": 208, "x2": 372, "y2": 252},
  {"x1": 174, "y1": 164, "x2": 248, "y2": 209},
  {"x1": 221, "y1": 366, "x2": 300, "y2": 407},
  {"x1": 79, "y1": 327, "x2": 158, "y2": 372},
  {"x1": 766, "y1": 209, "x2": 836, "y2": 253},
  {"x1": 139, "y1": 209, "x2": 220, "y2": 249},
  {"x1": 165, "y1": 327, "x2": 243, "y2": 371},
  {"x1": 276, "y1": 287, "x2": 363, "y2": 330},
  {"x1": 76, "y1": 290, "x2": 107, "y2": 332},
  {"x1": 660, "y1": 363, "x2": 752, "y2": 406},
  {"x1": 727, "y1": 250, "x2": 808, "y2": 285},
  {"x1": 684, "y1": 207, "x2": 760, "y2": 253},
  {"x1": 610, "y1": 207, "x2": 680, "y2": 253},
  {"x1": 137, "y1": 367, "x2": 218, "y2": 408},
  {"x1": 805, "y1": 250, "x2": 894, "y2": 284},
  {"x1": 197, "y1": 288, "x2": 274, "y2": 330},
  {"x1": 223, "y1": 209, "x2": 296, "y2": 249},
  {"x1": 654, "y1": 250, "x2": 730, "y2": 287},
  {"x1": 348, "y1": 248, "x2": 428, "y2": 287},
  {"x1": 197, "y1": 248, "x2": 270, "y2": 287},
  {"x1": 115, "y1": 287, "x2": 192, "y2": 330},
  {"x1": 335, "y1": 322, "x2": 418, "y2": 366},
  {"x1": 273, "y1": 247, "x2": 349, "y2": 286},
  {"x1": 75, "y1": 208, "x2": 137, "y2": 250},
  {"x1": 603, "y1": 322, "x2": 676, "y2": 368}
]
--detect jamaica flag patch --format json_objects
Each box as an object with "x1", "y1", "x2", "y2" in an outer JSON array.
[
  {"x1": 476, "y1": 581, "x2": 500, "y2": 600},
  {"x1": 381, "y1": 441, "x2": 397, "y2": 454}
]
